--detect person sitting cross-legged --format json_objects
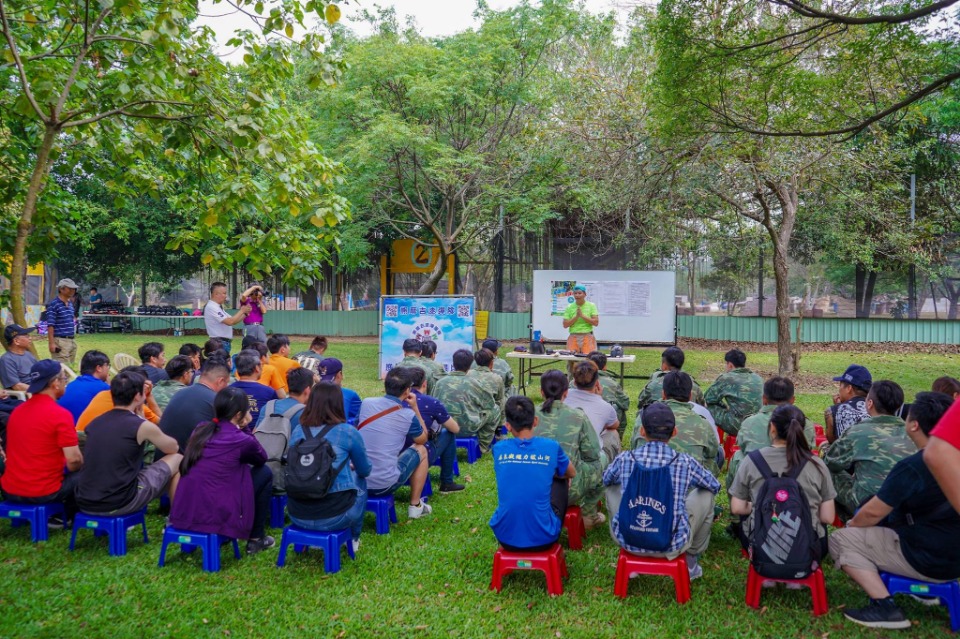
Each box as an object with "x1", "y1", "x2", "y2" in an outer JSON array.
[
  {"x1": 636, "y1": 346, "x2": 705, "y2": 411},
  {"x1": 358, "y1": 367, "x2": 432, "y2": 520},
  {"x1": 489, "y1": 396, "x2": 576, "y2": 551},
  {"x1": 703, "y1": 348, "x2": 763, "y2": 437},
  {"x1": 830, "y1": 391, "x2": 960, "y2": 630},
  {"x1": 287, "y1": 382, "x2": 371, "y2": 554},
  {"x1": 604, "y1": 402, "x2": 721, "y2": 580},
  {"x1": 75, "y1": 371, "x2": 183, "y2": 516}
]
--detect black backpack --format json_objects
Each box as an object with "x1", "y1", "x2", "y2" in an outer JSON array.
[
  {"x1": 617, "y1": 452, "x2": 678, "y2": 552},
  {"x1": 747, "y1": 450, "x2": 822, "y2": 580},
  {"x1": 284, "y1": 424, "x2": 348, "y2": 502}
]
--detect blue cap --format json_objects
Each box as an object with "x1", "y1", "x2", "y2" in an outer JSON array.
[
  {"x1": 833, "y1": 365, "x2": 872, "y2": 392},
  {"x1": 572, "y1": 284, "x2": 587, "y2": 293},
  {"x1": 26, "y1": 359, "x2": 62, "y2": 394}
]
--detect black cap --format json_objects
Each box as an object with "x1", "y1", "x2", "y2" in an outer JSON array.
[
  {"x1": 641, "y1": 402, "x2": 676, "y2": 431},
  {"x1": 4, "y1": 324, "x2": 36, "y2": 344},
  {"x1": 833, "y1": 365, "x2": 872, "y2": 392},
  {"x1": 482, "y1": 339, "x2": 500, "y2": 352}
]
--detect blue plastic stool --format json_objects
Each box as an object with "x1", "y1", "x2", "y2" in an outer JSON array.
[
  {"x1": 456, "y1": 437, "x2": 482, "y2": 463},
  {"x1": 158, "y1": 527, "x2": 241, "y2": 572},
  {"x1": 881, "y1": 572, "x2": 960, "y2": 632},
  {"x1": 276, "y1": 526, "x2": 355, "y2": 573},
  {"x1": 365, "y1": 495, "x2": 398, "y2": 535},
  {"x1": 270, "y1": 495, "x2": 288, "y2": 529},
  {"x1": 0, "y1": 501, "x2": 66, "y2": 542},
  {"x1": 431, "y1": 454, "x2": 460, "y2": 477},
  {"x1": 70, "y1": 509, "x2": 148, "y2": 556}
]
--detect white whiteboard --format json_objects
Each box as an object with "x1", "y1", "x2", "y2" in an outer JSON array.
[{"x1": 532, "y1": 270, "x2": 677, "y2": 344}]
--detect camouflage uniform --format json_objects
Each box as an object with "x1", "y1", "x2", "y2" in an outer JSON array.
[
  {"x1": 820, "y1": 415, "x2": 915, "y2": 516},
  {"x1": 637, "y1": 370, "x2": 705, "y2": 411},
  {"x1": 492, "y1": 357, "x2": 516, "y2": 397},
  {"x1": 432, "y1": 371, "x2": 498, "y2": 452},
  {"x1": 399, "y1": 355, "x2": 440, "y2": 395},
  {"x1": 633, "y1": 399, "x2": 720, "y2": 477},
  {"x1": 535, "y1": 401, "x2": 606, "y2": 517},
  {"x1": 468, "y1": 367, "x2": 505, "y2": 434},
  {"x1": 703, "y1": 367, "x2": 764, "y2": 436},
  {"x1": 152, "y1": 380, "x2": 188, "y2": 411},
  {"x1": 420, "y1": 357, "x2": 447, "y2": 394},
  {"x1": 598, "y1": 369, "x2": 630, "y2": 439},
  {"x1": 726, "y1": 404, "x2": 816, "y2": 491}
]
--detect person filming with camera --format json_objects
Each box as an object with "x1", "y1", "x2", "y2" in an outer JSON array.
[{"x1": 239, "y1": 285, "x2": 268, "y2": 343}]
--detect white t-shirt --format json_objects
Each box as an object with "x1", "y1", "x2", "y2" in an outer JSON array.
[
  {"x1": 564, "y1": 388, "x2": 618, "y2": 438},
  {"x1": 203, "y1": 300, "x2": 233, "y2": 339}
]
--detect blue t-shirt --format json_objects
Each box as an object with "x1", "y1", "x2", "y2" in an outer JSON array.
[
  {"x1": 489, "y1": 437, "x2": 570, "y2": 549},
  {"x1": 343, "y1": 387, "x2": 362, "y2": 426},
  {"x1": 58, "y1": 374, "x2": 111, "y2": 424},
  {"x1": 46, "y1": 297, "x2": 75, "y2": 337},
  {"x1": 229, "y1": 380, "x2": 278, "y2": 424},
  {"x1": 411, "y1": 389, "x2": 451, "y2": 434}
]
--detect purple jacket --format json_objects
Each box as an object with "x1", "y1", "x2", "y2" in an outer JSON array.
[{"x1": 169, "y1": 422, "x2": 268, "y2": 540}]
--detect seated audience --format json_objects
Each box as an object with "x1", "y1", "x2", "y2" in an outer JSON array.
[
  {"x1": 138, "y1": 342, "x2": 169, "y2": 383},
  {"x1": 925, "y1": 397, "x2": 960, "y2": 515},
  {"x1": 604, "y1": 402, "x2": 720, "y2": 580},
  {"x1": 633, "y1": 372, "x2": 720, "y2": 476},
  {"x1": 398, "y1": 338, "x2": 435, "y2": 392},
  {"x1": 467, "y1": 349, "x2": 505, "y2": 433},
  {"x1": 75, "y1": 371, "x2": 182, "y2": 515},
  {"x1": 822, "y1": 380, "x2": 915, "y2": 519},
  {"x1": 419, "y1": 340, "x2": 448, "y2": 389},
  {"x1": 77, "y1": 365, "x2": 162, "y2": 431},
  {"x1": 729, "y1": 404, "x2": 836, "y2": 570},
  {"x1": 480, "y1": 339, "x2": 515, "y2": 396},
  {"x1": 178, "y1": 343, "x2": 203, "y2": 372},
  {"x1": 637, "y1": 346, "x2": 705, "y2": 410},
  {"x1": 407, "y1": 367, "x2": 463, "y2": 493},
  {"x1": 152, "y1": 355, "x2": 195, "y2": 410},
  {"x1": 534, "y1": 370, "x2": 606, "y2": 529},
  {"x1": 1, "y1": 324, "x2": 38, "y2": 391},
  {"x1": 317, "y1": 358, "x2": 361, "y2": 426},
  {"x1": 202, "y1": 339, "x2": 229, "y2": 364},
  {"x1": 255, "y1": 368, "x2": 313, "y2": 430},
  {"x1": 704, "y1": 349, "x2": 763, "y2": 436},
  {"x1": 932, "y1": 376, "x2": 960, "y2": 399},
  {"x1": 159, "y1": 358, "x2": 230, "y2": 452},
  {"x1": 831, "y1": 392, "x2": 959, "y2": 629},
  {"x1": 0, "y1": 360, "x2": 82, "y2": 519},
  {"x1": 357, "y1": 367, "x2": 432, "y2": 520},
  {"x1": 564, "y1": 360, "x2": 621, "y2": 464},
  {"x1": 169, "y1": 387, "x2": 274, "y2": 553},
  {"x1": 293, "y1": 336, "x2": 328, "y2": 371},
  {"x1": 229, "y1": 349, "x2": 278, "y2": 424},
  {"x1": 586, "y1": 351, "x2": 629, "y2": 439},
  {"x1": 727, "y1": 376, "x2": 815, "y2": 491},
  {"x1": 824, "y1": 364, "x2": 872, "y2": 443},
  {"x1": 489, "y1": 396, "x2": 575, "y2": 551},
  {"x1": 266, "y1": 334, "x2": 300, "y2": 393},
  {"x1": 58, "y1": 350, "x2": 110, "y2": 423},
  {"x1": 250, "y1": 341, "x2": 287, "y2": 398},
  {"x1": 287, "y1": 382, "x2": 371, "y2": 553},
  {"x1": 433, "y1": 349, "x2": 497, "y2": 453}
]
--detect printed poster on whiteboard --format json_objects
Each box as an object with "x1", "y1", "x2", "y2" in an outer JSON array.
[{"x1": 379, "y1": 296, "x2": 476, "y2": 379}]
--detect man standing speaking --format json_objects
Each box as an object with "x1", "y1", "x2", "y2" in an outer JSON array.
[{"x1": 562, "y1": 284, "x2": 599, "y2": 354}]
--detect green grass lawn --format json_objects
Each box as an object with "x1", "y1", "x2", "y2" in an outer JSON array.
[{"x1": 1, "y1": 335, "x2": 957, "y2": 638}]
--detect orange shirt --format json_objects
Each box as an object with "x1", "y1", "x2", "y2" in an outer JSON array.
[
  {"x1": 76, "y1": 390, "x2": 160, "y2": 432},
  {"x1": 259, "y1": 364, "x2": 286, "y2": 393},
  {"x1": 267, "y1": 354, "x2": 300, "y2": 393}
]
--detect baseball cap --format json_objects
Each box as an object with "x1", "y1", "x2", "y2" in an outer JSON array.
[
  {"x1": 318, "y1": 358, "x2": 343, "y2": 382},
  {"x1": 26, "y1": 359, "x2": 63, "y2": 394},
  {"x1": 4, "y1": 324, "x2": 36, "y2": 344},
  {"x1": 482, "y1": 339, "x2": 500, "y2": 352},
  {"x1": 640, "y1": 402, "x2": 676, "y2": 436},
  {"x1": 57, "y1": 278, "x2": 78, "y2": 289},
  {"x1": 832, "y1": 365, "x2": 872, "y2": 391},
  {"x1": 572, "y1": 284, "x2": 587, "y2": 292}
]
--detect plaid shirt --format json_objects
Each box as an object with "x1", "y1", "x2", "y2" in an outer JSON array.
[{"x1": 603, "y1": 440, "x2": 720, "y2": 554}]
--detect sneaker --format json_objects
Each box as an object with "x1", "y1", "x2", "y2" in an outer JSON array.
[
  {"x1": 785, "y1": 582, "x2": 805, "y2": 591},
  {"x1": 439, "y1": 482, "x2": 465, "y2": 494},
  {"x1": 688, "y1": 563, "x2": 703, "y2": 580},
  {"x1": 843, "y1": 600, "x2": 911, "y2": 630},
  {"x1": 909, "y1": 594, "x2": 940, "y2": 606},
  {"x1": 47, "y1": 515, "x2": 66, "y2": 530},
  {"x1": 408, "y1": 501, "x2": 433, "y2": 519},
  {"x1": 351, "y1": 539, "x2": 361, "y2": 553},
  {"x1": 762, "y1": 580, "x2": 778, "y2": 589},
  {"x1": 583, "y1": 512, "x2": 606, "y2": 530},
  {"x1": 245, "y1": 535, "x2": 276, "y2": 555}
]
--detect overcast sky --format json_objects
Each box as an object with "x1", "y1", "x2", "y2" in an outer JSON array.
[{"x1": 196, "y1": 1, "x2": 635, "y2": 59}]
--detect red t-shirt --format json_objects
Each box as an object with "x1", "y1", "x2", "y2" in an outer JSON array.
[
  {"x1": 1, "y1": 394, "x2": 78, "y2": 497},
  {"x1": 932, "y1": 400, "x2": 960, "y2": 449}
]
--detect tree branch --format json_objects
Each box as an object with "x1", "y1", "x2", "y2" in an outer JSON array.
[
  {"x1": 770, "y1": 0, "x2": 959, "y2": 25},
  {"x1": 61, "y1": 100, "x2": 199, "y2": 127},
  {"x1": 0, "y1": 0, "x2": 48, "y2": 124}
]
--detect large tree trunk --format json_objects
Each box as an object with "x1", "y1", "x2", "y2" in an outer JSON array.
[
  {"x1": 943, "y1": 279, "x2": 960, "y2": 320},
  {"x1": 301, "y1": 283, "x2": 319, "y2": 311},
  {"x1": 416, "y1": 243, "x2": 451, "y2": 295},
  {"x1": 771, "y1": 237, "x2": 793, "y2": 375},
  {"x1": 687, "y1": 250, "x2": 696, "y2": 312},
  {"x1": 854, "y1": 265, "x2": 878, "y2": 318}
]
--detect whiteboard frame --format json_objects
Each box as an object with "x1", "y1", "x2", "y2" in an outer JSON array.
[{"x1": 531, "y1": 270, "x2": 677, "y2": 345}]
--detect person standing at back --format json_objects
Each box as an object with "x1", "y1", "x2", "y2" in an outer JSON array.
[
  {"x1": 562, "y1": 284, "x2": 599, "y2": 354},
  {"x1": 704, "y1": 349, "x2": 763, "y2": 437},
  {"x1": 238, "y1": 285, "x2": 267, "y2": 343},
  {"x1": 203, "y1": 282, "x2": 249, "y2": 355},
  {"x1": 46, "y1": 278, "x2": 79, "y2": 366}
]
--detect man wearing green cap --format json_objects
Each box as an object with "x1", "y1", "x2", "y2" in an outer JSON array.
[{"x1": 563, "y1": 284, "x2": 598, "y2": 354}]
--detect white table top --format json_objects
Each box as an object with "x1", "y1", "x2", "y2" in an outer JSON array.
[{"x1": 506, "y1": 352, "x2": 636, "y2": 363}]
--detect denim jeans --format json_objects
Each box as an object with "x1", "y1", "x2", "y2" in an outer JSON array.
[
  {"x1": 290, "y1": 479, "x2": 368, "y2": 541},
  {"x1": 428, "y1": 430, "x2": 456, "y2": 484}
]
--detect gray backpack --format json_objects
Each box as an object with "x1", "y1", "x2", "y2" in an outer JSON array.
[{"x1": 254, "y1": 400, "x2": 304, "y2": 493}]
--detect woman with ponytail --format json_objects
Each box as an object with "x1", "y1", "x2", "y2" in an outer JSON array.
[
  {"x1": 534, "y1": 369, "x2": 607, "y2": 529},
  {"x1": 169, "y1": 387, "x2": 275, "y2": 554},
  {"x1": 729, "y1": 404, "x2": 837, "y2": 554}
]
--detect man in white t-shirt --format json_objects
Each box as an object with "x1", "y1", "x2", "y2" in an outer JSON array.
[
  {"x1": 203, "y1": 282, "x2": 249, "y2": 354},
  {"x1": 565, "y1": 360, "x2": 621, "y2": 464}
]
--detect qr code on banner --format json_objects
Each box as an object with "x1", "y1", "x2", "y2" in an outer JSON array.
[
  {"x1": 457, "y1": 304, "x2": 470, "y2": 318},
  {"x1": 385, "y1": 304, "x2": 399, "y2": 318}
]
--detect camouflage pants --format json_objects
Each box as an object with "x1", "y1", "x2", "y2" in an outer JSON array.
[
  {"x1": 831, "y1": 471, "x2": 858, "y2": 519},
  {"x1": 715, "y1": 409, "x2": 742, "y2": 437},
  {"x1": 725, "y1": 450, "x2": 745, "y2": 493},
  {"x1": 477, "y1": 415, "x2": 500, "y2": 453},
  {"x1": 600, "y1": 430, "x2": 621, "y2": 467},
  {"x1": 570, "y1": 460, "x2": 605, "y2": 517}
]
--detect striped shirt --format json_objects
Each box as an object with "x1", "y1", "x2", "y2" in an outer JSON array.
[
  {"x1": 603, "y1": 440, "x2": 720, "y2": 554},
  {"x1": 46, "y1": 297, "x2": 75, "y2": 337}
]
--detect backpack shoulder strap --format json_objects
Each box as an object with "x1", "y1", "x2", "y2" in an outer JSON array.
[
  {"x1": 262, "y1": 400, "x2": 277, "y2": 418},
  {"x1": 748, "y1": 449, "x2": 776, "y2": 479},
  {"x1": 785, "y1": 456, "x2": 810, "y2": 481},
  {"x1": 358, "y1": 404, "x2": 402, "y2": 430},
  {"x1": 282, "y1": 403, "x2": 304, "y2": 420}
]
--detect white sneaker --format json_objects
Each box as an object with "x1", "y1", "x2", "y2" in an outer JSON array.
[
  {"x1": 408, "y1": 501, "x2": 433, "y2": 519},
  {"x1": 351, "y1": 539, "x2": 361, "y2": 553}
]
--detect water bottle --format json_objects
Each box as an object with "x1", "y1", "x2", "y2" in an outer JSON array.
[{"x1": 533, "y1": 330, "x2": 541, "y2": 342}]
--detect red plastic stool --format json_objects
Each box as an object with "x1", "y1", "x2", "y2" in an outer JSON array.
[
  {"x1": 490, "y1": 543, "x2": 568, "y2": 595},
  {"x1": 745, "y1": 564, "x2": 828, "y2": 616},
  {"x1": 831, "y1": 513, "x2": 845, "y2": 529},
  {"x1": 724, "y1": 436, "x2": 739, "y2": 463},
  {"x1": 613, "y1": 549, "x2": 691, "y2": 603},
  {"x1": 814, "y1": 424, "x2": 828, "y2": 450},
  {"x1": 562, "y1": 506, "x2": 585, "y2": 550}
]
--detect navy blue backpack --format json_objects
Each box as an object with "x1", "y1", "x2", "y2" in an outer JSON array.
[{"x1": 618, "y1": 453, "x2": 678, "y2": 551}]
